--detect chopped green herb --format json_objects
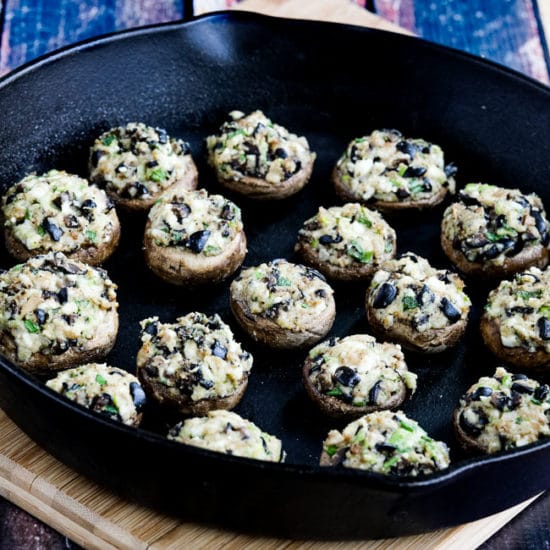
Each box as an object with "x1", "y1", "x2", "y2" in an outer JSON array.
[
  {"x1": 203, "y1": 245, "x2": 222, "y2": 255},
  {"x1": 383, "y1": 456, "x2": 400, "y2": 470},
  {"x1": 24, "y1": 319, "x2": 40, "y2": 333},
  {"x1": 149, "y1": 168, "x2": 167, "y2": 182},
  {"x1": 341, "y1": 174, "x2": 351, "y2": 183},
  {"x1": 398, "y1": 165, "x2": 407, "y2": 177},
  {"x1": 384, "y1": 242, "x2": 394, "y2": 253},
  {"x1": 539, "y1": 305, "x2": 550, "y2": 319},
  {"x1": 310, "y1": 238, "x2": 319, "y2": 249},
  {"x1": 326, "y1": 387, "x2": 344, "y2": 397},
  {"x1": 409, "y1": 181, "x2": 425, "y2": 194},
  {"x1": 347, "y1": 241, "x2": 373, "y2": 264},
  {"x1": 399, "y1": 420, "x2": 415, "y2": 432},
  {"x1": 531, "y1": 398, "x2": 542, "y2": 406},
  {"x1": 254, "y1": 270, "x2": 263, "y2": 280},
  {"x1": 239, "y1": 153, "x2": 246, "y2": 162},
  {"x1": 85, "y1": 230, "x2": 97, "y2": 243},
  {"x1": 277, "y1": 276, "x2": 292, "y2": 287},
  {"x1": 101, "y1": 135, "x2": 116, "y2": 146},
  {"x1": 227, "y1": 129, "x2": 247, "y2": 140},
  {"x1": 515, "y1": 417, "x2": 524, "y2": 424},
  {"x1": 95, "y1": 374, "x2": 107, "y2": 386},
  {"x1": 301, "y1": 303, "x2": 310, "y2": 309},
  {"x1": 154, "y1": 198, "x2": 163, "y2": 206},
  {"x1": 352, "y1": 430, "x2": 366, "y2": 444},
  {"x1": 357, "y1": 214, "x2": 372, "y2": 228},
  {"x1": 103, "y1": 403, "x2": 119, "y2": 416},
  {"x1": 402, "y1": 296, "x2": 418, "y2": 311},
  {"x1": 37, "y1": 225, "x2": 46, "y2": 237},
  {"x1": 12, "y1": 264, "x2": 24, "y2": 272},
  {"x1": 325, "y1": 445, "x2": 339, "y2": 457},
  {"x1": 389, "y1": 178, "x2": 402, "y2": 188},
  {"x1": 486, "y1": 231, "x2": 501, "y2": 243},
  {"x1": 518, "y1": 290, "x2": 543, "y2": 301},
  {"x1": 24, "y1": 208, "x2": 31, "y2": 220},
  {"x1": 352, "y1": 400, "x2": 366, "y2": 407}
]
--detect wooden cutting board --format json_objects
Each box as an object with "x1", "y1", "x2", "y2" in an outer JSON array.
[{"x1": 0, "y1": 1, "x2": 542, "y2": 548}]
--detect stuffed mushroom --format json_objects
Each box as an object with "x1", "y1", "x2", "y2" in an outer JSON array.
[{"x1": 206, "y1": 110, "x2": 315, "y2": 200}]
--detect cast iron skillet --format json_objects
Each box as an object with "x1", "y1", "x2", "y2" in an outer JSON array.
[{"x1": 0, "y1": 11, "x2": 549, "y2": 539}]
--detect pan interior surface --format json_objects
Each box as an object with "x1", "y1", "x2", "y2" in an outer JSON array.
[{"x1": 0, "y1": 11, "x2": 549, "y2": 538}]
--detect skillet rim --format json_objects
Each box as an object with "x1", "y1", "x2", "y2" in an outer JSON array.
[{"x1": 0, "y1": 8, "x2": 549, "y2": 495}]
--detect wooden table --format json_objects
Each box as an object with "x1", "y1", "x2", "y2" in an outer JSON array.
[{"x1": 0, "y1": 1, "x2": 549, "y2": 548}]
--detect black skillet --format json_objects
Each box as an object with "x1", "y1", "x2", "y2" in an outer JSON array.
[{"x1": 0, "y1": 11, "x2": 549, "y2": 539}]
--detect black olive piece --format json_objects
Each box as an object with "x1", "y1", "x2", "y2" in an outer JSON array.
[
  {"x1": 81, "y1": 199, "x2": 97, "y2": 211},
  {"x1": 5, "y1": 193, "x2": 17, "y2": 204},
  {"x1": 440, "y1": 297, "x2": 461, "y2": 323},
  {"x1": 273, "y1": 147, "x2": 288, "y2": 159},
  {"x1": 492, "y1": 392, "x2": 511, "y2": 411},
  {"x1": 52, "y1": 192, "x2": 69, "y2": 209},
  {"x1": 64, "y1": 215, "x2": 80, "y2": 228},
  {"x1": 220, "y1": 203, "x2": 234, "y2": 221},
  {"x1": 505, "y1": 237, "x2": 524, "y2": 257},
  {"x1": 459, "y1": 409, "x2": 488, "y2": 437},
  {"x1": 470, "y1": 386, "x2": 493, "y2": 400},
  {"x1": 35, "y1": 308, "x2": 48, "y2": 325},
  {"x1": 531, "y1": 209, "x2": 548, "y2": 236},
  {"x1": 403, "y1": 166, "x2": 427, "y2": 178},
  {"x1": 396, "y1": 140, "x2": 417, "y2": 157},
  {"x1": 134, "y1": 182, "x2": 150, "y2": 197},
  {"x1": 211, "y1": 340, "x2": 228, "y2": 360},
  {"x1": 305, "y1": 267, "x2": 326, "y2": 281},
  {"x1": 509, "y1": 390, "x2": 522, "y2": 410},
  {"x1": 497, "y1": 237, "x2": 515, "y2": 252},
  {"x1": 143, "y1": 321, "x2": 158, "y2": 336},
  {"x1": 511, "y1": 382, "x2": 534, "y2": 395},
  {"x1": 42, "y1": 218, "x2": 63, "y2": 242},
  {"x1": 482, "y1": 244, "x2": 502, "y2": 260},
  {"x1": 422, "y1": 178, "x2": 432, "y2": 192},
  {"x1": 458, "y1": 191, "x2": 481, "y2": 206},
  {"x1": 92, "y1": 393, "x2": 119, "y2": 417},
  {"x1": 315, "y1": 289, "x2": 327, "y2": 298},
  {"x1": 265, "y1": 302, "x2": 283, "y2": 320},
  {"x1": 319, "y1": 234, "x2": 343, "y2": 245},
  {"x1": 417, "y1": 284, "x2": 435, "y2": 307},
  {"x1": 146, "y1": 160, "x2": 159, "y2": 168},
  {"x1": 293, "y1": 160, "x2": 302, "y2": 175},
  {"x1": 90, "y1": 149, "x2": 104, "y2": 167},
  {"x1": 199, "y1": 378, "x2": 214, "y2": 390},
  {"x1": 368, "y1": 380, "x2": 381, "y2": 405},
  {"x1": 144, "y1": 364, "x2": 159, "y2": 377},
  {"x1": 129, "y1": 382, "x2": 147, "y2": 411},
  {"x1": 115, "y1": 163, "x2": 127, "y2": 174},
  {"x1": 396, "y1": 188, "x2": 410, "y2": 199},
  {"x1": 187, "y1": 230, "x2": 211, "y2": 253},
  {"x1": 375, "y1": 443, "x2": 396, "y2": 454},
  {"x1": 464, "y1": 235, "x2": 490, "y2": 249},
  {"x1": 156, "y1": 129, "x2": 168, "y2": 144},
  {"x1": 172, "y1": 203, "x2": 191, "y2": 223},
  {"x1": 372, "y1": 283, "x2": 398, "y2": 309},
  {"x1": 444, "y1": 163, "x2": 458, "y2": 177},
  {"x1": 412, "y1": 314, "x2": 429, "y2": 329},
  {"x1": 334, "y1": 366, "x2": 360, "y2": 388},
  {"x1": 438, "y1": 271, "x2": 451, "y2": 283},
  {"x1": 509, "y1": 306, "x2": 534, "y2": 315},
  {"x1": 309, "y1": 364, "x2": 321, "y2": 375},
  {"x1": 328, "y1": 337, "x2": 338, "y2": 347},
  {"x1": 499, "y1": 435, "x2": 509, "y2": 451},
  {"x1": 512, "y1": 373, "x2": 528, "y2": 380},
  {"x1": 349, "y1": 145, "x2": 359, "y2": 162},
  {"x1": 537, "y1": 317, "x2": 550, "y2": 340},
  {"x1": 57, "y1": 287, "x2": 69, "y2": 304},
  {"x1": 522, "y1": 232, "x2": 538, "y2": 243},
  {"x1": 534, "y1": 385, "x2": 550, "y2": 401}
]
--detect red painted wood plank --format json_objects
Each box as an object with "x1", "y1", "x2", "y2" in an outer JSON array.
[{"x1": 0, "y1": 0, "x2": 183, "y2": 75}]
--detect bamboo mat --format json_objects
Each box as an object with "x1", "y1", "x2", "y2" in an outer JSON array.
[{"x1": 0, "y1": 1, "x2": 543, "y2": 548}]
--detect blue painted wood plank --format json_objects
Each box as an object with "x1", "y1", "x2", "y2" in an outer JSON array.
[
  {"x1": 374, "y1": 0, "x2": 549, "y2": 83},
  {"x1": 0, "y1": 0, "x2": 183, "y2": 74}
]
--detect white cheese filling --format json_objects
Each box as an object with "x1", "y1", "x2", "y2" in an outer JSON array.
[
  {"x1": 230, "y1": 259, "x2": 334, "y2": 330},
  {"x1": 206, "y1": 110, "x2": 314, "y2": 185},
  {"x1": 297, "y1": 203, "x2": 396, "y2": 268},
  {"x1": 168, "y1": 410, "x2": 284, "y2": 462}
]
